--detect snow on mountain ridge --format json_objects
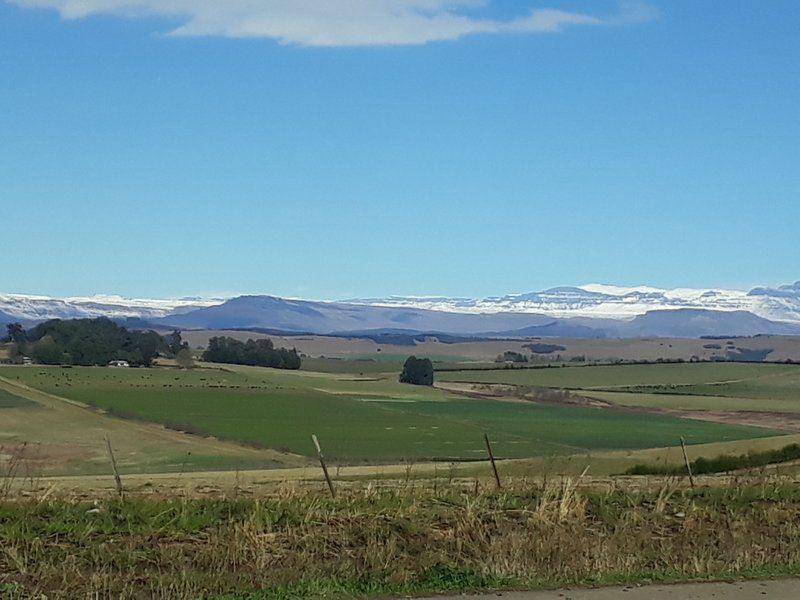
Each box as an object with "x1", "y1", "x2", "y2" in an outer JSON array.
[
  {"x1": 1, "y1": 282, "x2": 799, "y2": 326},
  {"x1": 0, "y1": 293, "x2": 222, "y2": 321},
  {"x1": 349, "y1": 283, "x2": 800, "y2": 324},
  {"x1": 579, "y1": 283, "x2": 668, "y2": 296}
]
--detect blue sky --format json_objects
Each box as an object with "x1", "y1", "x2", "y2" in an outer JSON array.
[{"x1": 1, "y1": 1, "x2": 798, "y2": 300}]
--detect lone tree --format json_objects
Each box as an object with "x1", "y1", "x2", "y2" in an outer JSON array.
[
  {"x1": 399, "y1": 356, "x2": 434, "y2": 386},
  {"x1": 175, "y1": 347, "x2": 195, "y2": 369},
  {"x1": 167, "y1": 330, "x2": 188, "y2": 357},
  {"x1": 5, "y1": 323, "x2": 25, "y2": 345}
]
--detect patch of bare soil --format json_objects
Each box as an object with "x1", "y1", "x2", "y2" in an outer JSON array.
[{"x1": 0, "y1": 442, "x2": 93, "y2": 469}]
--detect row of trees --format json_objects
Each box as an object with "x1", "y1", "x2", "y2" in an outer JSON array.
[{"x1": 202, "y1": 336, "x2": 302, "y2": 370}]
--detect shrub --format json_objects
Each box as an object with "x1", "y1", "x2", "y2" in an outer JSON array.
[{"x1": 624, "y1": 443, "x2": 800, "y2": 476}]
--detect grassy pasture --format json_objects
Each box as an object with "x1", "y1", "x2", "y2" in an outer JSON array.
[
  {"x1": 671, "y1": 368, "x2": 800, "y2": 401},
  {"x1": 438, "y1": 363, "x2": 800, "y2": 420},
  {"x1": 300, "y1": 357, "x2": 403, "y2": 374},
  {"x1": 0, "y1": 372, "x2": 307, "y2": 476},
  {"x1": 437, "y1": 362, "x2": 799, "y2": 390},
  {"x1": 0, "y1": 365, "x2": 780, "y2": 469}
]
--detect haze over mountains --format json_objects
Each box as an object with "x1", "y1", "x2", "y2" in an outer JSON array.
[{"x1": 2, "y1": 282, "x2": 800, "y2": 339}]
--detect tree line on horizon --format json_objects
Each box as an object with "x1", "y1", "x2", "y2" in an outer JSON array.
[
  {"x1": 2, "y1": 319, "x2": 301, "y2": 370},
  {"x1": 3, "y1": 319, "x2": 170, "y2": 367},
  {"x1": 202, "y1": 336, "x2": 301, "y2": 369}
]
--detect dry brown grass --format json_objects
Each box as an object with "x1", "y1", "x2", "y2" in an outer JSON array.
[{"x1": 2, "y1": 475, "x2": 800, "y2": 599}]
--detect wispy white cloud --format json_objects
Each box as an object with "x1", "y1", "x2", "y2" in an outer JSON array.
[{"x1": 7, "y1": 0, "x2": 658, "y2": 46}]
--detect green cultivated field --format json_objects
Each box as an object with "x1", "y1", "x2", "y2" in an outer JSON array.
[
  {"x1": 440, "y1": 362, "x2": 800, "y2": 413},
  {"x1": 0, "y1": 364, "x2": 780, "y2": 465}
]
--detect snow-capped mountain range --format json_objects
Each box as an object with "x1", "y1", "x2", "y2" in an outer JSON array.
[
  {"x1": 1, "y1": 282, "x2": 799, "y2": 338},
  {"x1": 0, "y1": 293, "x2": 219, "y2": 323},
  {"x1": 349, "y1": 282, "x2": 800, "y2": 324}
]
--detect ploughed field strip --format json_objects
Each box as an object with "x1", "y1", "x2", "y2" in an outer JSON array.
[{"x1": 0, "y1": 364, "x2": 780, "y2": 466}]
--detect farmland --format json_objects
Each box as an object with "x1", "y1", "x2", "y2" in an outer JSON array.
[
  {"x1": 0, "y1": 370, "x2": 307, "y2": 477},
  {"x1": 437, "y1": 362, "x2": 800, "y2": 391},
  {"x1": 3, "y1": 358, "x2": 800, "y2": 599},
  {"x1": 179, "y1": 331, "x2": 800, "y2": 363},
  {"x1": 437, "y1": 362, "x2": 800, "y2": 421},
  {"x1": 0, "y1": 362, "x2": 787, "y2": 477}
]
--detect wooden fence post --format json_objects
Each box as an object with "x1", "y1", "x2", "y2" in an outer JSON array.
[
  {"x1": 105, "y1": 437, "x2": 124, "y2": 500},
  {"x1": 680, "y1": 437, "x2": 695, "y2": 488},
  {"x1": 484, "y1": 433, "x2": 502, "y2": 489},
  {"x1": 312, "y1": 434, "x2": 336, "y2": 499}
]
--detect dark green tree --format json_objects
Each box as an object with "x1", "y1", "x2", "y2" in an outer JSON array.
[
  {"x1": 167, "y1": 330, "x2": 188, "y2": 357},
  {"x1": 32, "y1": 335, "x2": 64, "y2": 365},
  {"x1": 5, "y1": 323, "x2": 25, "y2": 344},
  {"x1": 399, "y1": 356, "x2": 434, "y2": 386}
]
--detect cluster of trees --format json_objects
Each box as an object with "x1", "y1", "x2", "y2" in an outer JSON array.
[
  {"x1": 2, "y1": 320, "x2": 303, "y2": 370},
  {"x1": 202, "y1": 336, "x2": 301, "y2": 370},
  {"x1": 4, "y1": 318, "x2": 165, "y2": 366},
  {"x1": 399, "y1": 356, "x2": 434, "y2": 386},
  {"x1": 495, "y1": 351, "x2": 528, "y2": 363},
  {"x1": 523, "y1": 343, "x2": 567, "y2": 355}
]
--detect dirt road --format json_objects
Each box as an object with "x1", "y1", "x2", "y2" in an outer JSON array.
[{"x1": 417, "y1": 579, "x2": 799, "y2": 599}]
